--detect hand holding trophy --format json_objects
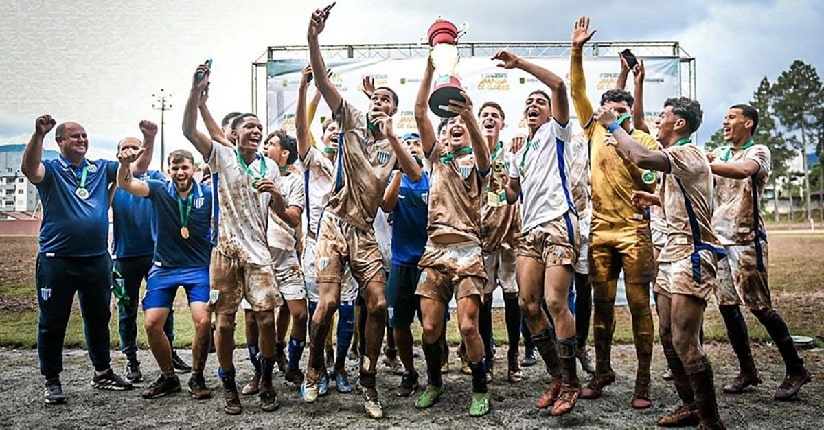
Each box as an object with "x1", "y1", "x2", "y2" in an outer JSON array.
[{"x1": 427, "y1": 18, "x2": 468, "y2": 118}]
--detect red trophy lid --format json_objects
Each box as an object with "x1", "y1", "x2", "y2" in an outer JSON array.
[{"x1": 427, "y1": 20, "x2": 458, "y2": 46}]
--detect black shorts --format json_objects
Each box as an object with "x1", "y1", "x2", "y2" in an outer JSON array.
[{"x1": 386, "y1": 264, "x2": 422, "y2": 327}]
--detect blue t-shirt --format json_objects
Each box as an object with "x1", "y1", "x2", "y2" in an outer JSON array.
[
  {"x1": 36, "y1": 156, "x2": 118, "y2": 257},
  {"x1": 111, "y1": 170, "x2": 165, "y2": 258},
  {"x1": 146, "y1": 178, "x2": 212, "y2": 267},
  {"x1": 390, "y1": 171, "x2": 429, "y2": 267}
]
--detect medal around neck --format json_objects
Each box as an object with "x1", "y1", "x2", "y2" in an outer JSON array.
[
  {"x1": 75, "y1": 187, "x2": 90, "y2": 200},
  {"x1": 180, "y1": 226, "x2": 190, "y2": 239}
]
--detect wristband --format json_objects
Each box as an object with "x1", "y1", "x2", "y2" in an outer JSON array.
[{"x1": 607, "y1": 122, "x2": 621, "y2": 133}]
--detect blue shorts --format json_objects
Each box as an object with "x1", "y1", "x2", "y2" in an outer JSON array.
[
  {"x1": 143, "y1": 265, "x2": 210, "y2": 310},
  {"x1": 386, "y1": 264, "x2": 422, "y2": 328}
]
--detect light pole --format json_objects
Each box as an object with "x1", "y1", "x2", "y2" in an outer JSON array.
[{"x1": 151, "y1": 89, "x2": 172, "y2": 170}]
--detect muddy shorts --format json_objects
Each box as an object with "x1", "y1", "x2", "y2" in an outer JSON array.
[
  {"x1": 209, "y1": 248, "x2": 281, "y2": 314},
  {"x1": 416, "y1": 241, "x2": 487, "y2": 304},
  {"x1": 589, "y1": 218, "x2": 654, "y2": 284},
  {"x1": 517, "y1": 212, "x2": 579, "y2": 268},
  {"x1": 574, "y1": 208, "x2": 591, "y2": 275},
  {"x1": 715, "y1": 241, "x2": 772, "y2": 310},
  {"x1": 651, "y1": 228, "x2": 667, "y2": 251},
  {"x1": 302, "y1": 234, "x2": 358, "y2": 303},
  {"x1": 314, "y1": 212, "x2": 386, "y2": 287},
  {"x1": 241, "y1": 248, "x2": 306, "y2": 310},
  {"x1": 482, "y1": 247, "x2": 517, "y2": 295},
  {"x1": 654, "y1": 249, "x2": 718, "y2": 302}
]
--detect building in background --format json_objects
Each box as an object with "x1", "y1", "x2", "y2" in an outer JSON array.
[{"x1": 0, "y1": 144, "x2": 59, "y2": 217}]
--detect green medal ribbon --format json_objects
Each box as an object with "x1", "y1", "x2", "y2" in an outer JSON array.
[
  {"x1": 490, "y1": 141, "x2": 503, "y2": 162},
  {"x1": 616, "y1": 113, "x2": 632, "y2": 125},
  {"x1": 177, "y1": 191, "x2": 193, "y2": 230},
  {"x1": 236, "y1": 150, "x2": 267, "y2": 184},
  {"x1": 519, "y1": 139, "x2": 535, "y2": 171},
  {"x1": 72, "y1": 163, "x2": 89, "y2": 193},
  {"x1": 439, "y1": 146, "x2": 473, "y2": 164},
  {"x1": 674, "y1": 137, "x2": 692, "y2": 146},
  {"x1": 719, "y1": 140, "x2": 755, "y2": 162}
]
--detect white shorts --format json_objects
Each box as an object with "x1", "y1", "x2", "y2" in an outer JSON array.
[
  {"x1": 482, "y1": 248, "x2": 518, "y2": 295},
  {"x1": 240, "y1": 247, "x2": 305, "y2": 310},
  {"x1": 302, "y1": 235, "x2": 358, "y2": 303},
  {"x1": 574, "y1": 207, "x2": 591, "y2": 275}
]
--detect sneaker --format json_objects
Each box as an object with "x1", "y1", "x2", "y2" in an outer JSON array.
[
  {"x1": 774, "y1": 368, "x2": 812, "y2": 401},
  {"x1": 188, "y1": 373, "x2": 212, "y2": 400},
  {"x1": 142, "y1": 374, "x2": 181, "y2": 399},
  {"x1": 285, "y1": 369, "x2": 305, "y2": 386},
  {"x1": 383, "y1": 355, "x2": 404, "y2": 375},
  {"x1": 521, "y1": 347, "x2": 537, "y2": 367},
  {"x1": 335, "y1": 370, "x2": 353, "y2": 393},
  {"x1": 415, "y1": 385, "x2": 445, "y2": 409},
  {"x1": 657, "y1": 403, "x2": 700, "y2": 427},
  {"x1": 259, "y1": 387, "x2": 279, "y2": 412},
  {"x1": 172, "y1": 351, "x2": 192, "y2": 373},
  {"x1": 469, "y1": 392, "x2": 491, "y2": 417},
  {"x1": 576, "y1": 347, "x2": 595, "y2": 374},
  {"x1": 319, "y1": 373, "x2": 330, "y2": 396},
  {"x1": 363, "y1": 387, "x2": 384, "y2": 419},
  {"x1": 44, "y1": 378, "x2": 66, "y2": 405},
  {"x1": 507, "y1": 352, "x2": 523, "y2": 383},
  {"x1": 550, "y1": 383, "x2": 580, "y2": 416},
  {"x1": 91, "y1": 369, "x2": 134, "y2": 391},
  {"x1": 222, "y1": 377, "x2": 243, "y2": 415},
  {"x1": 125, "y1": 360, "x2": 143, "y2": 383},
  {"x1": 397, "y1": 371, "x2": 419, "y2": 397},
  {"x1": 242, "y1": 373, "x2": 260, "y2": 395},
  {"x1": 301, "y1": 369, "x2": 320, "y2": 403}
]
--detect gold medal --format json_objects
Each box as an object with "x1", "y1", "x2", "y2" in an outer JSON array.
[{"x1": 180, "y1": 226, "x2": 190, "y2": 239}]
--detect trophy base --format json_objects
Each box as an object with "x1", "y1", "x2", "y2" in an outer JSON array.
[{"x1": 428, "y1": 83, "x2": 465, "y2": 118}]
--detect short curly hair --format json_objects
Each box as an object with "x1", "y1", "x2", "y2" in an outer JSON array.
[
  {"x1": 664, "y1": 97, "x2": 703, "y2": 134},
  {"x1": 600, "y1": 89, "x2": 634, "y2": 108}
]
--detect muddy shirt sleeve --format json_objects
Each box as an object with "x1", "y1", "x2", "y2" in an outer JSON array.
[{"x1": 663, "y1": 145, "x2": 706, "y2": 183}]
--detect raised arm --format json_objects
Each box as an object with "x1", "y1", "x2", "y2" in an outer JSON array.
[
  {"x1": 414, "y1": 59, "x2": 437, "y2": 156},
  {"x1": 631, "y1": 61, "x2": 650, "y2": 133},
  {"x1": 296, "y1": 65, "x2": 313, "y2": 159},
  {"x1": 373, "y1": 111, "x2": 422, "y2": 182},
  {"x1": 447, "y1": 91, "x2": 490, "y2": 172},
  {"x1": 595, "y1": 107, "x2": 668, "y2": 171},
  {"x1": 132, "y1": 120, "x2": 157, "y2": 175},
  {"x1": 198, "y1": 87, "x2": 233, "y2": 148},
  {"x1": 307, "y1": 9, "x2": 343, "y2": 115},
  {"x1": 182, "y1": 63, "x2": 214, "y2": 158},
  {"x1": 116, "y1": 146, "x2": 150, "y2": 198},
  {"x1": 616, "y1": 56, "x2": 630, "y2": 90},
  {"x1": 21, "y1": 115, "x2": 54, "y2": 184},
  {"x1": 570, "y1": 16, "x2": 598, "y2": 127},
  {"x1": 709, "y1": 159, "x2": 761, "y2": 179},
  {"x1": 493, "y1": 50, "x2": 569, "y2": 125},
  {"x1": 380, "y1": 171, "x2": 402, "y2": 212}
]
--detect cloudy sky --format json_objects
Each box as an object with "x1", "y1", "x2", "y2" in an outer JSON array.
[{"x1": 1, "y1": 0, "x2": 821, "y2": 169}]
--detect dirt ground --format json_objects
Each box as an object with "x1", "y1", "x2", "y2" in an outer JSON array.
[
  {"x1": 1, "y1": 234, "x2": 822, "y2": 429},
  {"x1": 0, "y1": 342, "x2": 821, "y2": 429}
]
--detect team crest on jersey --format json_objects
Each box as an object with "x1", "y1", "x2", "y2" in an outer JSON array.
[
  {"x1": 376, "y1": 150, "x2": 391, "y2": 165},
  {"x1": 317, "y1": 257, "x2": 330, "y2": 272},
  {"x1": 459, "y1": 164, "x2": 473, "y2": 180},
  {"x1": 87, "y1": 163, "x2": 98, "y2": 173},
  {"x1": 503, "y1": 160, "x2": 511, "y2": 172},
  {"x1": 194, "y1": 197, "x2": 205, "y2": 209},
  {"x1": 40, "y1": 287, "x2": 52, "y2": 301},
  {"x1": 421, "y1": 192, "x2": 428, "y2": 204}
]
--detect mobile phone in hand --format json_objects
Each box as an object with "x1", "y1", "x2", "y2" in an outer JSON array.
[
  {"x1": 323, "y1": 2, "x2": 336, "y2": 17},
  {"x1": 620, "y1": 49, "x2": 638, "y2": 69},
  {"x1": 196, "y1": 59, "x2": 212, "y2": 83}
]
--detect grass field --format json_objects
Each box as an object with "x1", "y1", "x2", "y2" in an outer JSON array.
[{"x1": 1, "y1": 233, "x2": 822, "y2": 350}]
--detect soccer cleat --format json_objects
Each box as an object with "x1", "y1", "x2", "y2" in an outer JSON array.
[
  {"x1": 335, "y1": 370, "x2": 353, "y2": 393},
  {"x1": 521, "y1": 347, "x2": 537, "y2": 367},
  {"x1": 415, "y1": 385, "x2": 445, "y2": 409},
  {"x1": 142, "y1": 374, "x2": 181, "y2": 399},
  {"x1": 318, "y1": 373, "x2": 330, "y2": 396},
  {"x1": 44, "y1": 378, "x2": 66, "y2": 405},
  {"x1": 440, "y1": 360, "x2": 450, "y2": 374},
  {"x1": 259, "y1": 388, "x2": 279, "y2": 412},
  {"x1": 458, "y1": 350, "x2": 472, "y2": 375},
  {"x1": 576, "y1": 347, "x2": 595, "y2": 374},
  {"x1": 285, "y1": 369, "x2": 305, "y2": 386},
  {"x1": 580, "y1": 371, "x2": 616, "y2": 399},
  {"x1": 171, "y1": 351, "x2": 192, "y2": 373},
  {"x1": 91, "y1": 369, "x2": 134, "y2": 391},
  {"x1": 723, "y1": 372, "x2": 763, "y2": 394},
  {"x1": 222, "y1": 377, "x2": 243, "y2": 415},
  {"x1": 657, "y1": 404, "x2": 700, "y2": 427},
  {"x1": 383, "y1": 355, "x2": 404, "y2": 375},
  {"x1": 469, "y1": 392, "x2": 491, "y2": 417},
  {"x1": 774, "y1": 368, "x2": 812, "y2": 401},
  {"x1": 397, "y1": 371, "x2": 419, "y2": 397},
  {"x1": 301, "y1": 369, "x2": 320, "y2": 403},
  {"x1": 536, "y1": 378, "x2": 562, "y2": 409},
  {"x1": 242, "y1": 373, "x2": 260, "y2": 395},
  {"x1": 188, "y1": 373, "x2": 212, "y2": 400},
  {"x1": 550, "y1": 383, "x2": 580, "y2": 416},
  {"x1": 363, "y1": 387, "x2": 384, "y2": 419},
  {"x1": 125, "y1": 359, "x2": 143, "y2": 383}
]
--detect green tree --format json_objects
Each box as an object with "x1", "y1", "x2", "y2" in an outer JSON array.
[
  {"x1": 771, "y1": 60, "x2": 824, "y2": 221},
  {"x1": 704, "y1": 127, "x2": 725, "y2": 151},
  {"x1": 750, "y1": 77, "x2": 793, "y2": 221}
]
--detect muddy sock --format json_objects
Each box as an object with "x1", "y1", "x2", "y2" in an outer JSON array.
[
  {"x1": 468, "y1": 359, "x2": 489, "y2": 393},
  {"x1": 422, "y1": 341, "x2": 443, "y2": 387},
  {"x1": 479, "y1": 296, "x2": 494, "y2": 365},
  {"x1": 720, "y1": 305, "x2": 757, "y2": 375},
  {"x1": 504, "y1": 296, "x2": 521, "y2": 355},
  {"x1": 684, "y1": 356, "x2": 722, "y2": 427},
  {"x1": 754, "y1": 308, "x2": 804, "y2": 373},
  {"x1": 246, "y1": 343, "x2": 261, "y2": 374},
  {"x1": 662, "y1": 345, "x2": 694, "y2": 404},
  {"x1": 260, "y1": 357, "x2": 275, "y2": 388},
  {"x1": 335, "y1": 300, "x2": 355, "y2": 368},
  {"x1": 531, "y1": 328, "x2": 561, "y2": 377},
  {"x1": 287, "y1": 338, "x2": 305, "y2": 373},
  {"x1": 558, "y1": 336, "x2": 579, "y2": 386}
]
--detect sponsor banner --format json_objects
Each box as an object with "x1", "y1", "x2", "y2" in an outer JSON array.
[{"x1": 267, "y1": 56, "x2": 679, "y2": 140}]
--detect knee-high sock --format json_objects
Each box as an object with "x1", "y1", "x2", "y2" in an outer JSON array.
[{"x1": 335, "y1": 300, "x2": 356, "y2": 370}]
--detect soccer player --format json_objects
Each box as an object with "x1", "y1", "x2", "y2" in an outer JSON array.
[
  {"x1": 606, "y1": 97, "x2": 725, "y2": 429},
  {"x1": 305, "y1": 8, "x2": 417, "y2": 417},
  {"x1": 183, "y1": 64, "x2": 283, "y2": 415},
  {"x1": 110, "y1": 124, "x2": 190, "y2": 383},
  {"x1": 381, "y1": 132, "x2": 428, "y2": 397},
  {"x1": 710, "y1": 104, "x2": 811, "y2": 400},
  {"x1": 476, "y1": 101, "x2": 523, "y2": 383},
  {"x1": 411, "y1": 57, "x2": 492, "y2": 417},
  {"x1": 116, "y1": 148, "x2": 213, "y2": 400},
  {"x1": 497, "y1": 49, "x2": 580, "y2": 417},
  {"x1": 22, "y1": 115, "x2": 140, "y2": 404},
  {"x1": 570, "y1": 16, "x2": 656, "y2": 409}
]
